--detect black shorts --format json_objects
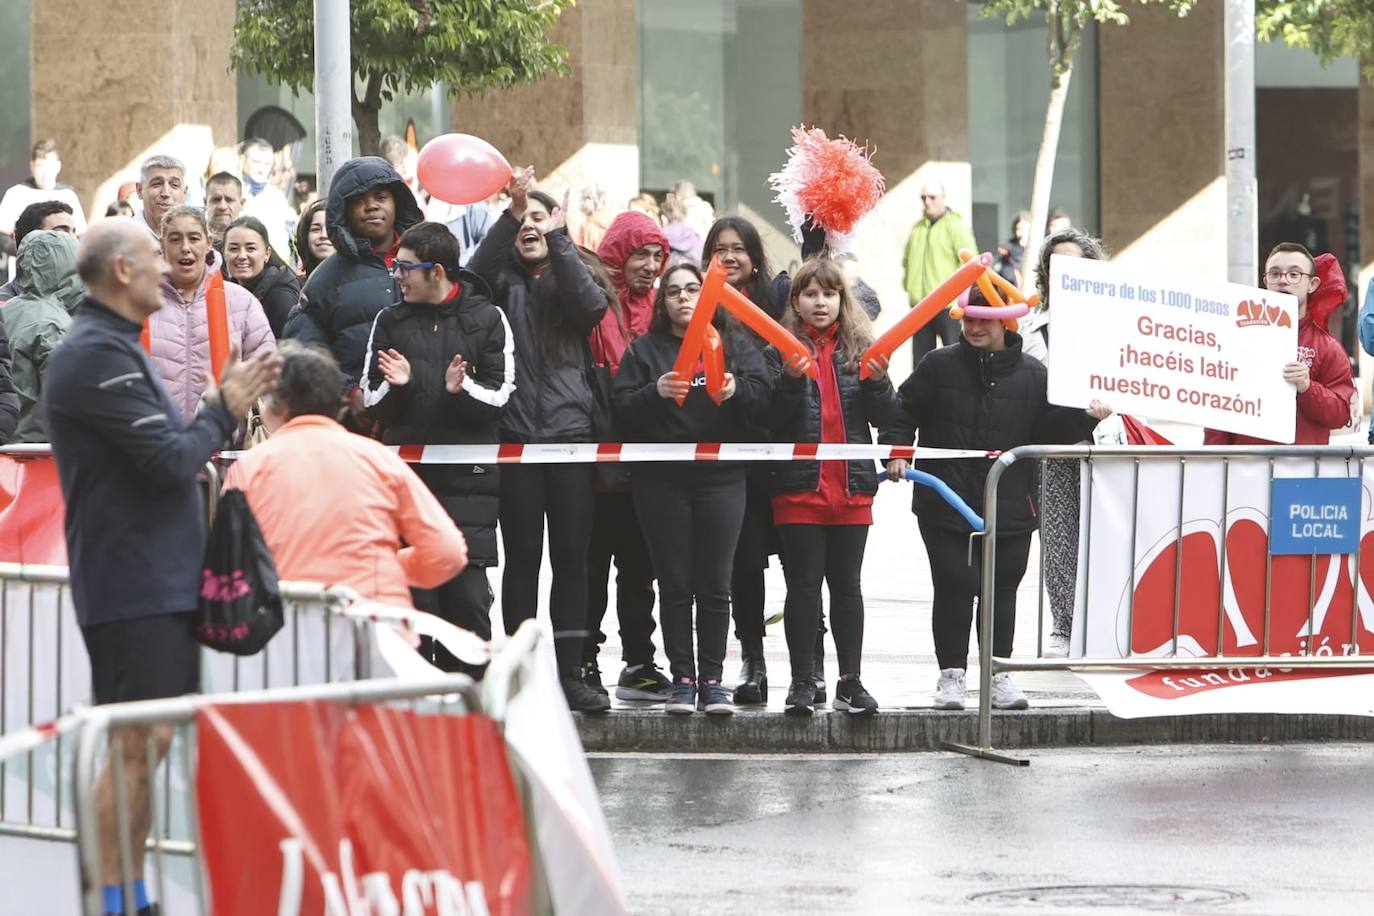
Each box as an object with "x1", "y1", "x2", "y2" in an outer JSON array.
[{"x1": 80, "y1": 612, "x2": 201, "y2": 705}]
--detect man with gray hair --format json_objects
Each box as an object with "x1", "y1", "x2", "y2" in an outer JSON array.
[
  {"x1": 45, "y1": 218, "x2": 279, "y2": 916},
  {"x1": 901, "y1": 179, "x2": 978, "y2": 364},
  {"x1": 135, "y1": 154, "x2": 188, "y2": 242}
]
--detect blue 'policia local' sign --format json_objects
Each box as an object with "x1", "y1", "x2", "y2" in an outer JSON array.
[{"x1": 1269, "y1": 477, "x2": 1361, "y2": 556}]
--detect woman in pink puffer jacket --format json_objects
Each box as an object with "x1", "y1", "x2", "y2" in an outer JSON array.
[{"x1": 151, "y1": 205, "x2": 275, "y2": 421}]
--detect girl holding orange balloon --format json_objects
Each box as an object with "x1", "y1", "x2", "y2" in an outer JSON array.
[
  {"x1": 612, "y1": 264, "x2": 773, "y2": 717},
  {"x1": 700, "y1": 216, "x2": 785, "y2": 704},
  {"x1": 767, "y1": 258, "x2": 900, "y2": 717}
]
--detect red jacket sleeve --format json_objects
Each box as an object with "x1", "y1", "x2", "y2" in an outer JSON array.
[{"x1": 1297, "y1": 333, "x2": 1355, "y2": 431}]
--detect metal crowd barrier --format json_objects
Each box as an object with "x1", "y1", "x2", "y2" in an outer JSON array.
[
  {"x1": 72, "y1": 674, "x2": 484, "y2": 916},
  {"x1": 947, "y1": 444, "x2": 1374, "y2": 766},
  {"x1": 64, "y1": 621, "x2": 546, "y2": 916},
  {"x1": 0, "y1": 564, "x2": 373, "y2": 848}
]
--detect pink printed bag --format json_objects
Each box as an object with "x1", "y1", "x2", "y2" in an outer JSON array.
[{"x1": 196, "y1": 489, "x2": 283, "y2": 655}]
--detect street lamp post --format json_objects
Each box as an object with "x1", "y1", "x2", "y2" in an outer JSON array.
[
  {"x1": 314, "y1": 0, "x2": 353, "y2": 196},
  {"x1": 1224, "y1": 0, "x2": 1257, "y2": 286}
]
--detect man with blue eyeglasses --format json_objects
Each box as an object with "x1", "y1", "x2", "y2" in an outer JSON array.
[{"x1": 363, "y1": 221, "x2": 513, "y2": 673}]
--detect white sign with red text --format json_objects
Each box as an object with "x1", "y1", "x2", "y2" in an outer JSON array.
[
  {"x1": 1046, "y1": 255, "x2": 1298, "y2": 442},
  {"x1": 1069, "y1": 456, "x2": 1374, "y2": 718}
]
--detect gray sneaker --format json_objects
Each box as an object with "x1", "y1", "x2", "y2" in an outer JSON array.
[
  {"x1": 699, "y1": 681, "x2": 735, "y2": 716},
  {"x1": 990, "y1": 673, "x2": 1029, "y2": 710},
  {"x1": 933, "y1": 668, "x2": 966, "y2": 710},
  {"x1": 1045, "y1": 633, "x2": 1070, "y2": 658}
]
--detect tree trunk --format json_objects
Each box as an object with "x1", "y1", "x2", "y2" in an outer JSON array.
[
  {"x1": 1021, "y1": 60, "x2": 1074, "y2": 294},
  {"x1": 353, "y1": 102, "x2": 382, "y2": 157},
  {"x1": 351, "y1": 73, "x2": 384, "y2": 157}
]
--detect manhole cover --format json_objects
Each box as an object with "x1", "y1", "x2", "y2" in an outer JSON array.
[{"x1": 968, "y1": 885, "x2": 1246, "y2": 909}]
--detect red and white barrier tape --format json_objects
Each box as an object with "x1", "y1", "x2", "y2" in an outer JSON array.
[
  {"x1": 217, "y1": 442, "x2": 997, "y2": 464},
  {"x1": 0, "y1": 709, "x2": 87, "y2": 765}
]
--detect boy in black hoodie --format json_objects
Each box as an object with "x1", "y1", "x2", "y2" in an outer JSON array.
[{"x1": 363, "y1": 222, "x2": 513, "y2": 670}]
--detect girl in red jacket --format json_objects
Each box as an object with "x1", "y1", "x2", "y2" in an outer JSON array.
[{"x1": 768, "y1": 258, "x2": 899, "y2": 716}]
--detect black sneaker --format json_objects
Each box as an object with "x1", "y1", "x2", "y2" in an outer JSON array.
[
  {"x1": 832, "y1": 677, "x2": 879, "y2": 716},
  {"x1": 581, "y1": 660, "x2": 608, "y2": 698},
  {"x1": 616, "y1": 662, "x2": 672, "y2": 701},
  {"x1": 561, "y1": 676, "x2": 611, "y2": 714},
  {"x1": 699, "y1": 680, "x2": 734, "y2": 716},
  {"x1": 784, "y1": 678, "x2": 816, "y2": 717},
  {"x1": 666, "y1": 678, "x2": 697, "y2": 715}
]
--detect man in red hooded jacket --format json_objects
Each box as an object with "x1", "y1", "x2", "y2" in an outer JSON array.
[
  {"x1": 1204, "y1": 242, "x2": 1354, "y2": 446},
  {"x1": 583, "y1": 210, "x2": 673, "y2": 699}
]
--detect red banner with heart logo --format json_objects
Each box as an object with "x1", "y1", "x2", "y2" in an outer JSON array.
[
  {"x1": 195, "y1": 700, "x2": 532, "y2": 915},
  {"x1": 1071, "y1": 457, "x2": 1374, "y2": 718}
]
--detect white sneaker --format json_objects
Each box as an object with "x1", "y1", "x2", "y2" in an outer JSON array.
[
  {"x1": 933, "y1": 668, "x2": 966, "y2": 710},
  {"x1": 1046, "y1": 633, "x2": 1070, "y2": 658},
  {"x1": 991, "y1": 673, "x2": 1029, "y2": 710}
]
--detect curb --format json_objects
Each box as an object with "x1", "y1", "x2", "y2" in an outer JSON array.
[{"x1": 576, "y1": 708, "x2": 1374, "y2": 753}]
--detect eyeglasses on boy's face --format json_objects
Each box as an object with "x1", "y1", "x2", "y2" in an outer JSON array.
[
  {"x1": 1263, "y1": 268, "x2": 1311, "y2": 285},
  {"x1": 390, "y1": 259, "x2": 436, "y2": 276}
]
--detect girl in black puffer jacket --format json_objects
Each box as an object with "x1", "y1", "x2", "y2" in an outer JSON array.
[
  {"x1": 766, "y1": 258, "x2": 899, "y2": 717},
  {"x1": 613, "y1": 263, "x2": 773, "y2": 717},
  {"x1": 878, "y1": 286, "x2": 1108, "y2": 713}
]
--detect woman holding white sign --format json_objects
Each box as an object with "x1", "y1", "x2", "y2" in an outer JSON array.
[{"x1": 879, "y1": 286, "x2": 1109, "y2": 711}]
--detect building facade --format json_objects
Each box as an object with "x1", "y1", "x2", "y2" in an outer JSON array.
[{"x1": 8, "y1": 0, "x2": 1373, "y2": 378}]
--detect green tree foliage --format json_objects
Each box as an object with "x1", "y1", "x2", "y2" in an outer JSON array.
[
  {"x1": 978, "y1": 0, "x2": 1197, "y2": 284},
  {"x1": 1257, "y1": 1, "x2": 1374, "y2": 80},
  {"x1": 232, "y1": 0, "x2": 574, "y2": 155}
]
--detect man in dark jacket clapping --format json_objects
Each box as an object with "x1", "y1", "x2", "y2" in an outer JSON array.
[
  {"x1": 363, "y1": 222, "x2": 513, "y2": 667},
  {"x1": 45, "y1": 219, "x2": 279, "y2": 914}
]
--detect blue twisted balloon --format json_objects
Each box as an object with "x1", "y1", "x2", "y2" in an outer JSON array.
[{"x1": 902, "y1": 468, "x2": 984, "y2": 532}]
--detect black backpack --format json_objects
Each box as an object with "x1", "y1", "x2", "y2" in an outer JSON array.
[{"x1": 195, "y1": 489, "x2": 284, "y2": 655}]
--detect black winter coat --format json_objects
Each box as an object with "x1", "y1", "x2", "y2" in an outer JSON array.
[
  {"x1": 361, "y1": 274, "x2": 511, "y2": 566},
  {"x1": 878, "y1": 333, "x2": 1098, "y2": 535},
  {"x1": 283, "y1": 157, "x2": 424, "y2": 385},
  {"x1": 43, "y1": 297, "x2": 235, "y2": 625},
  {"x1": 764, "y1": 342, "x2": 900, "y2": 497},
  {"x1": 235, "y1": 264, "x2": 301, "y2": 338},
  {"x1": 467, "y1": 212, "x2": 607, "y2": 443},
  {"x1": 612, "y1": 327, "x2": 772, "y2": 447}
]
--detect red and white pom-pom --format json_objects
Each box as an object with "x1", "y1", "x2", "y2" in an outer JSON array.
[{"x1": 768, "y1": 125, "x2": 885, "y2": 252}]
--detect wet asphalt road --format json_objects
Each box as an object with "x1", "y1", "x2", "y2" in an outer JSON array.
[{"x1": 591, "y1": 743, "x2": 1374, "y2": 915}]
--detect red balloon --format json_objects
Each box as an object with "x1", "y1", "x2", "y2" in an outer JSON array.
[{"x1": 417, "y1": 133, "x2": 514, "y2": 205}]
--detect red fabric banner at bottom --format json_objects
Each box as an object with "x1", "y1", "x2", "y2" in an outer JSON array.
[{"x1": 195, "y1": 700, "x2": 532, "y2": 916}]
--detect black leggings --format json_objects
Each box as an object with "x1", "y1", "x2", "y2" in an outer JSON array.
[
  {"x1": 499, "y1": 462, "x2": 595, "y2": 677},
  {"x1": 585, "y1": 490, "x2": 658, "y2": 667},
  {"x1": 633, "y1": 467, "x2": 746, "y2": 683},
  {"x1": 918, "y1": 520, "x2": 1033, "y2": 671},
  {"x1": 731, "y1": 477, "x2": 775, "y2": 643},
  {"x1": 778, "y1": 524, "x2": 868, "y2": 680}
]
